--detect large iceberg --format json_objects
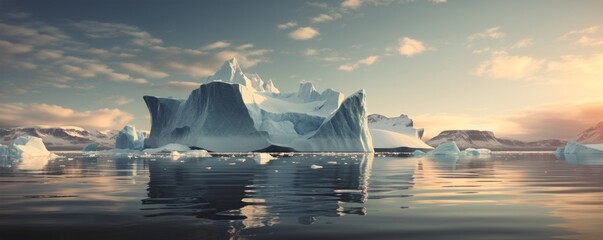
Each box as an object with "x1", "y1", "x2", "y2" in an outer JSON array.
[
  {"x1": 0, "y1": 135, "x2": 55, "y2": 159},
  {"x1": 367, "y1": 114, "x2": 432, "y2": 151},
  {"x1": 115, "y1": 125, "x2": 145, "y2": 150},
  {"x1": 144, "y1": 58, "x2": 373, "y2": 152},
  {"x1": 561, "y1": 141, "x2": 603, "y2": 155}
]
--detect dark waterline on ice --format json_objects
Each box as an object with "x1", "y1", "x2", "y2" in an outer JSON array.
[{"x1": 1, "y1": 152, "x2": 602, "y2": 240}]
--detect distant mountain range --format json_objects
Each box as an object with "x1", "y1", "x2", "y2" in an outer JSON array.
[
  {"x1": 426, "y1": 130, "x2": 566, "y2": 151},
  {"x1": 0, "y1": 126, "x2": 117, "y2": 150},
  {"x1": 576, "y1": 122, "x2": 603, "y2": 144},
  {"x1": 2, "y1": 121, "x2": 602, "y2": 152}
]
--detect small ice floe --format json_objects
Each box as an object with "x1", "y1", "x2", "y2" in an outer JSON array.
[
  {"x1": 184, "y1": 150, "x2": 211, "y2": 158},
  {"x1": 170, "y1": 151, "x2": 181, "y2": 160},
  {"x1": 254, "y1": 153, "x2": 276, "y2": 165},
  {"x1": 310, "y1": 164, "x2": 323, "y2": 169},
  {"x1": 327, "y1": 161, "x2": 338, "y2": 164}
]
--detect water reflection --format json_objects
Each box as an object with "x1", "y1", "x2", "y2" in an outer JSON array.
[
  {"x1": 143, "y1": 154, "x2": 373, "y2": 229},
  {"x1": 562, "y1": 153, "x2": 603, "y2": 165}
]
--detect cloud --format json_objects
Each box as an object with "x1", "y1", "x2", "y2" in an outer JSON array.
[
  {"x1": 0, "y1": 40, "x2": 33, "y2": 54},
  {"x1": 467, "y1": 27, "x2": 506, "y2": 41},
  {"x1": 277, "y1": 21, "x2": 298, "y2": 30},
  {"x1": 72, "y1": 21, "x2": 162, "y2": 46},
  {"x1": 472, "y1": 47, "x2": 490, "y2": 54},
  {"x1": 36, "y1": 49, "x2": 63, "y2": 59},
  {"x1": 61, "y1": 59, "x2": 148, "y2": 84},
  {"x1": 201, "y1": 41, "x2": 231, "y2": 50},
  {"x1": 511, "y1": 38, "x2": 534, "y2": 49},
  {"x1": 341, "y1": 0, "x2": 363, "y2": 9},
  {"x1": 540, "y1": 54, "x2": 603, "y2": 84},
  {"x1": 310, "y1": 13, "x2": 342, "y2": 23},
  {"x1": 120, "y1": 62, "x2": 169, "y2": 78},
  {"x1": 338, "y1": 55, "x2": 379, "y2": 71},
  {"x1": 561, "y1": 25, "x2": 603, "y2": 46},
  {"x1": 398, "y1": 37, "x2": 426, "y2": 56},
  {"x1": 414, "y1": 100, "x2": 603, "y2": 141},
  {"x1": 289, "y1": 27, "x2": 320, "y2": 40},
  {"x1": 0, "y1": 22, "x2": 71, "y2": 46},
  {"x1": 109, "y1": 96, "x2": 134, "y2": 106},
  {"x1": 0, "y1": 103, "x2": 134, "y2": 130},
  {"x1": 472, "y1": 51, "x2": 545, "y2": 80},
  {"x1": 429, "y1": 0, "x2": 447, "y2": 3},
  {"x1": 304, "y1": 48, "x2": 318, "y2": 56}
]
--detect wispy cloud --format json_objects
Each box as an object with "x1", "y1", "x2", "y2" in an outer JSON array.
[
  {"x1": 277, "y1": 21, "x2": 298, "y2": 30},
  {"x1": 289, "y1": 27, "x2": 320, "y2": 40},
  {"x1": 510, "y1": 38, "x2": 534, "y2": 49},
  {"x1": 398, "y1": 37, "x2": 426, "y2": 57},
  {"x1": 338, "y1": 55, "x2": 379, "y2": 71},
  {"x1": 472, "y1": 51, "x2": 545, "y2": 80},
  {"x1": 310, "y1": 13, "x2": 342, "y2": 23},
  {"x1": 560, "y1": 25, "x2": 603, "y2": 46},
  {"x1": 341, "y1": 0, "x2": 363, "y2": 9},
  {"x1": 201, "y1": 40, "x2": 231, "y2": 50},
  {"x1": 120, "y1": 62, "x2": 169, "y2": 78},
  {"x1": 108, "y1": 96, "x2": 134, "y2": 106},
  {"x1": 467, "y1": 27, "x2": 506, "y2": 41}
]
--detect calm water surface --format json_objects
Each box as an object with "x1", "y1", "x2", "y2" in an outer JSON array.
[{"x1": 1, "y1": 152, "x2": 602, "y2": 240}]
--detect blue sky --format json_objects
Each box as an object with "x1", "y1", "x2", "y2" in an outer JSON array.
[{"x1": 1, "y1": 0, "x2": 602, "y2": 140}]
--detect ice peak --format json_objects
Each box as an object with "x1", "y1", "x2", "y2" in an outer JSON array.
[{"x1": 205, "y1": 58, "x2": 280, "y2": 93}]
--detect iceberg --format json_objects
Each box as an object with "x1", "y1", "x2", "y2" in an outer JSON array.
[
  {"x1": 143, "y1": 143, "x2": 191, "y2": 153},
  {"x1": 0, "y1": 135, "x2": 55, "y2": 159},
  {"x1": 144, "y1": 58, "x2": 373, "y2": 152},
  {"x1": 254, "y1": 153, "x2": 276, "y2": 165},
  {"x1": 463, "y1": 148, "x2": 492, "y2": 156},
  {"x1": 412, "y1": 149, "x2": 426, "y2": 156},
  {"x1": 115, "y1": 125, "x2": 145, "y2": 150},
  {"x1": 368, "y1": 114, "x2": 432, "y2": 151},
  {"x1": 184, "y1": 150, "x2": 211, "y2": 158},
  {"x1": 554, "y1": 147, "x2": 565, "y2": 158},
  {"x1": 427, "y1": 141, "x2": 461, "y2": 156},
  {"x1": 562, "y1": 141, "x2": 603, "y2": 155},
  {"x1": 82, "y1": 143, "x2": 98, "y2": 152}
]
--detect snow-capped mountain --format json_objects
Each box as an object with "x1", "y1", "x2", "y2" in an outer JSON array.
[
  {"x1": 426, "y1": 130, "x2": 566, "y2": 150},
  {"x1": 576, "y1": 122, "x2": 603, "y2": 144},
  {"x1": 0, "y1": 126, "x2": 117, "y2": 150},
  {"x1": 144, "y1": 58, "x2": 372, "y2": 152},
  {"x1": 367, "y1": 114, "x2": 432, "y2": 151}
]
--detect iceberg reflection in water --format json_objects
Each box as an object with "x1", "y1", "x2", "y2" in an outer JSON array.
[
  {"x1": 142, "y1": 153, "x2": 374, "y2": 229},
  {"x1": 1, "y1": 152, "x2": 603, "y2": 240}
]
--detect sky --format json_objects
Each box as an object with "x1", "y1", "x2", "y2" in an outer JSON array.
[{"x1": 0, "y1": 0, "x2": 602, "y2": 141}]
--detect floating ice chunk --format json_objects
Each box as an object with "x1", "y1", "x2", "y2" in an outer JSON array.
[
  {"x1": 115, "y1": 125, "x2": 145, "y2": 150},
  {"x1": 412, "y1": 149, "x2": 426, "y2": 157},
  {"x1": 82, "y1": 143, "x2": 98, "y2": 152},
  {"x1": 0, "y1": 136, "x2": 55, "y2": 159},
  {"x1": 254, "y1": 153, "x2": 276, "y2": 165},
  {"x1": 170, "y1": 151, "x2": 181, "y2": 160},
  {"x1": 427, "y1": 141, "x2": 461, "y2": 156},
  {"x1": 562, "y1": 141, "x2": 603, "y2": 155},
  {"x1": 554, "y1": 147, "x2": 565, "y2": 158},
  {"x1": 184, "y1": 150, "x2": 211, "y2": 158},
  {"x1": 143, "y1": 143, "x2": 191, "y2": 153},
  {"x1": 462, "y1": 148, "x2": 492, "y2": 156},
  {"x1": 310, "y1": 164, "x2": 323, "y2": 169}
]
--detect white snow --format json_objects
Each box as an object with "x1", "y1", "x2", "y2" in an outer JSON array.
[
  {"x1": 115, "y1": 125, "x2": 145, "y2": 150},
  {"x1": 254, "y1": 153, "x2": 276, "y2": 165},
  {"x1": 144, "y1": 58, "x2": 373, "y2": 152}
]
